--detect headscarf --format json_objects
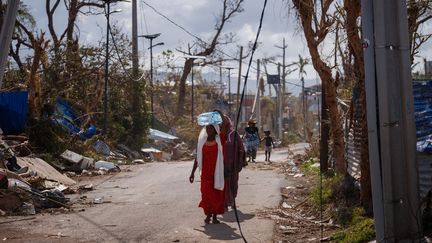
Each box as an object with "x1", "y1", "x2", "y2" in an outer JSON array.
[{"x1": 196, "y1": 124, "x2": 224, "y2": 191}]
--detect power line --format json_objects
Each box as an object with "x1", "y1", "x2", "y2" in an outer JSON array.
[
  {"x1": 106, "y1": 14, "x2": 146, "y2": 82},
  {"x1": 140, "y1": 1, "x2": 307, "y2": 91},
  {"x1": 141, "y1": 0, "x2": 261, "y2": 73}
]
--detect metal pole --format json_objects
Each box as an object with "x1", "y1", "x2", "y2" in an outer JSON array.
[
  {"x1": 302, "y1": 76, "x2": 306, "y2": 140},
  {"x1": 191, "y1": 61, "x2": 194, "y2": 124},
  {"x1": 228, "y1": 69, "x2": 231, "y2": 116},
  {"x1": 282, "y1": 38, "x2": 286, "y2": 94},
  {"x1": 278, "y1": 63, "x2": 282, "y2": 139},
  {"x1": 149, "y1": 38, "x2": 154, "y2": 127},
  {"x1": 237, "y1": 46, "x2": 243, "y2": 126},
  {"x1": 132, "y1": 0, "x2": 138, "y2": 78},
  {"x1": 103, "y1": 1, "x2": 110, "y2": 135},
  {"x1": 0, "y1": 0, "x2": 19, "y2": 89},
  {"x1": 362, "y1": 0, "x2": 385, "y2": 239},
  {"x1": 367, "y1": 0, "x2": 422, "y2": 240},
  {"x1": 257, "y1": 59, "x2": 261, "y2": 131},
  {"x1": 319, "y1": 81, "x2": 329, "y2": 173}
]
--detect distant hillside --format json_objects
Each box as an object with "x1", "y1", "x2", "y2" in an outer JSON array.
[{"x1": 154, "y1": 71, "x2": 321, "y2": 97}]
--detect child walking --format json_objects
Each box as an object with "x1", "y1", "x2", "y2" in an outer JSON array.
[{"x1": 261, "y1": 131, "x2": 275, "y2": 162}]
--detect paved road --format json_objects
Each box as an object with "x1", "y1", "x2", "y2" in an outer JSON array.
[
  {"x1": 255, "y1": 143, "x2": 309, "y2": 163},
  {"x1": 1, "y1": 161, "x2": 287, "y2": 243}
]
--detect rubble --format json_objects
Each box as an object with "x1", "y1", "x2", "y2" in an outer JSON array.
[{"x1": 16, "y1": 157, "x2": 76, "y2": 186}]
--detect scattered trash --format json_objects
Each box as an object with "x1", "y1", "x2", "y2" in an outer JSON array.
[
  {"x1": 94, "y1": 140, "x2": 111, "y2": 156},
  {"x1": 310, "y1": 163, "x2": 320, "y2": 168},
  {"x1": 79, "y1": 184, "x2": 93, "y2": 191},
  {"x1": 16, "y1": 157, "x2": 76, "y2": 186},
  {"x1": 282, "y1": 202, "x2": 292, "y2": 209},
  {"x1": 293, "y1": 173, "x2": 305, "y2": 178},
  {"x1": 47, "y1": 232, "x2": 67, "y2": 239},
  {"x1": 94, "y1": 161, "x2": 119, "y2": 171},
  {"x1": 149, "y1": 128, "x2": 179, "y2": 143},
  {"x1": 279, "y1": 225, "x2": 298, "y2": 231},
  {"x1": 22, "y1": 202, "x2": 36, "y2": 215},
  {"x1": 132, "y1": 159, "x2": 145, "y2": 164},
  {"x1": 51, "y1": 98, "x2": 96, "y2": 141},
  {"x1": 60, "y1": 150, "x2": 83, "y2": 164},
  {"x1": 93, "y1": 197, "x2": 104, "y2": 204}
]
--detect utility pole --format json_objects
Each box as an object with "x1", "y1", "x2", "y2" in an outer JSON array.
[
  {"x1": 236, "y1": 46, "x2": 243, "y2": 125},
  {"x1": 132, "y1": 0, "x2": 138, "y2": 78},
  {"x1": 302, "y1": 75, "x2": 306, "y2": 140},
  {"x1": 0, "y1": 0, "x2": 19, "y2": 89},
  {"x1": 362, "y1": 0, "x2": 422, "y2": 241},
  {"x1": 225, "y1": 67, "x2": 234, "y2": 117},
  {"x1": 320, "y1": 82, "x2": 329, "y2": 173},
  {"x1": 275, "y1": 38, "x2": 287, "y2": 94},
  {"x1": 257, "y1": 59, "x2": 261, "y2": 131},
  {"x1": 278, "y1": 63, "x2": 282, "y2": 139},
  {"x1": 140, "y1": 33, "x2": 163, "y2": 127},
  {"x1": 103, "y1": 1, "x2": 111, "y2": 135}
]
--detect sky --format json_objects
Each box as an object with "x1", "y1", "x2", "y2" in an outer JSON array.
[
  {"x1": 20, "y1": 0, "x2": 318, "y2": 95},
  {"x1": 19, "y1": 0, "x2": 432, "y2": 95}
]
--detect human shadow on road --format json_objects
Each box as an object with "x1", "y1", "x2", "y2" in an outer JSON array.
[
  {"x1": 221, "y1": 209, "x2": 255, "y2": 223},
  {"x1": 195, "y1": 222, "x2": 241, "y2": 241}
]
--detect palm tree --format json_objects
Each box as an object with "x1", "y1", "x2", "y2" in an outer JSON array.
[{"x1": 292, "y1": 55, "x2": 309, "y2": 140}]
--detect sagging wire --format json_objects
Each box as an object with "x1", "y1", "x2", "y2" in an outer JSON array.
[
  {"x1": 230, "y1": 0, "x2": 268, "y2": 242},
  {"x1": 104, "y1": 6, "x2": 147, "y2": 82}
]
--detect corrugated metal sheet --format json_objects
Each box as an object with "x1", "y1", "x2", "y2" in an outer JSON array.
[
  {"x1": 417, "y1": 153, "x2": 432, "y2": 198},
  {"x1": 346, "y1": 91, "x2": 363, "y2": 180},
  {"x1": 413, "y1": 80, "x2": 432, "y2": 198}
]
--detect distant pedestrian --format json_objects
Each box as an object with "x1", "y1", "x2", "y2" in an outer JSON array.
[
  {"x1": 261, "y1": 131, "x2": 275, "y2": 162},
  {"x1": 189, "y1": 124, "x2": 225, "y2": 224},
  {"x1": 243, "y1": 119, "x2": 260, "y2": 163}
]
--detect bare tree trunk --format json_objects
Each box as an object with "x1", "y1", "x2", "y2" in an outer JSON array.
[
  {"x1": 28, "y1": 34, "x2": 48, "y2": 120},
  {"x1": 176, "y1": 0, "x2": 244, "y2": 116},
  {"x1": 344, "y1": 0, "x2": 372, "y2": 213},
  {"x1": 292, "y1": 0, "x2": 346, "y2": 174},
  {"x1": 177, "y1": 59, "x2": 193, "y2": 115}
]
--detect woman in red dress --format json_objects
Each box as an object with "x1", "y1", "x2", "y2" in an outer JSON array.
[{"x1": 189, "y1": 125, "x2": 225, "y2": 224}]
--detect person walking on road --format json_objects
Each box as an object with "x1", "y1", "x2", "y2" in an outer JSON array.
[
  {"x1": 243, "y1": 119, "x2": 260, "y2": 163},
  {"x1": 189, "y1": 124, "x2": 225, "y2": 224},
  {"x1": 261, "y1": 130, "x2": 275, "y2": 162}
]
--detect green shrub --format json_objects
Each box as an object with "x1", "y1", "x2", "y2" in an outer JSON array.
[
  {"x1": 310, "y1": 174, "x2": 343, "y2": 210},
  {"x1": 299, "y1": 158, "x2": 320, "y2": 176},
  {"x1": 332, "y1": 218, "x2": 375, "y2": 243}
]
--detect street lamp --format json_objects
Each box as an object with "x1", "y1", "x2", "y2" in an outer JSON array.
[
  {"x1": 182, "y1": 55, "x2": 206, "y2": 124},
  {"x1": 139, "y1": 33, "x2": 163, "y2": 128},
  {"x1": 103, "y1": 0, "x2": 122, "y2": 135},
  {"x1": 222, "y1": 66, "x2": 234, "y2": 117}
]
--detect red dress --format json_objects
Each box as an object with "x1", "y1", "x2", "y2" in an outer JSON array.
[{"x1": 199, "y1": 143, "x2": 225, "y2": 215}]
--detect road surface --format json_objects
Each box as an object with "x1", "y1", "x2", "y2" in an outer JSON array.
[
  {"x1": 255, "y1": 143, "x2": 309, "y2": 163},
  {"x1": 1, "y1": 161, "x2": 288, "y2": 243}
]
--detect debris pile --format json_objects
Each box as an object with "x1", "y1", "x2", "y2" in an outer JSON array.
[{"x1": 0, "y1": 135, "x2": 128, "y2": 216}]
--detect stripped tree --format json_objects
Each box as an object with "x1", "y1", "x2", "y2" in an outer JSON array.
[
  {"x1": 290, "y1": 0, "x2": 347, "y2": 175},
  {"x1": 176, "y1": 0, "x2": 244, "y2": 116}
]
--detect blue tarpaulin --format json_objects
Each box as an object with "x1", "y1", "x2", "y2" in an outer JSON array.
[
  {"x1": 0, "y1": 91, "x2": 28, "y2": 134},
  {"x1": 413, "y1": 80, "x2": 432, "y2": 152},
  {"x1": 52, "y1": 98, "x2": 96, "y2": 140}
]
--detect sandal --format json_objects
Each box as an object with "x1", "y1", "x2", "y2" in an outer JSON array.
[{"x1": 204, "y1": 216, "x2": 211, "y2": 224}]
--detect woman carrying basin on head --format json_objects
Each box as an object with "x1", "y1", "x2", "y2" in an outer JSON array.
[{"x1": 189, "y1": 112, "x2": 225, "y2": 224}]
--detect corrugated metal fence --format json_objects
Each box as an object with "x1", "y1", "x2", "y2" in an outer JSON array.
[
  {"x1": 413, "y1": 80, "x2": 432, "y2": 198},
  {"x1": 346, "y1": 94, "x2": 362, "y2": 181},
  {"x1": 345, "y1": 81, "x2": 432, "y2": 198}
]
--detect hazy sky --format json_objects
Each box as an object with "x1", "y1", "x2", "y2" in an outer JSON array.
[{"x1": 19, "y1": 0, "x2": 432, "y2": 94}]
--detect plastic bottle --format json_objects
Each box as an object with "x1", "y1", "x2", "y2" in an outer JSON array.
[{"x1": 197, "y1": 112, "x2": 222, "y2": 126}]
